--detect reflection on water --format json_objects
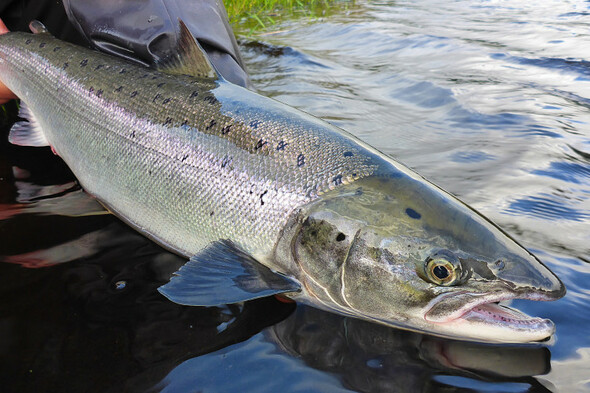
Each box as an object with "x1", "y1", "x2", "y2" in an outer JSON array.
[
  {"x1": 1, "y1": 0, "x2": 590, "y2": 391},
  {"x1": 0, "y1": 210, "x2": 295, "y2": 392},
  {"x1": 158, "y1": 306, "x2": 553, "y2": 393},
  {"x1": 268, "y1": 307, "x2": 552, "y2": 392}
]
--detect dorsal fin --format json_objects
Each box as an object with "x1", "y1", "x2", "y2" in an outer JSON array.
[
  {"x1": 156, "y1": 19, "x2": 220, "y2": 80},
  {"x1": 29, "y1": 20, "x2": 50, "y2": 35}
]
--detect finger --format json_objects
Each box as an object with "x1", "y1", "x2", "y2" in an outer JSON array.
[{"x1": 0, "y1": 19, "x2": 9, "y2": 35}]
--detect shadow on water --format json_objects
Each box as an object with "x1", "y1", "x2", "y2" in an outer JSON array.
[{"x1": 0, "y1": 189, "x2": 295, "y2": 392}]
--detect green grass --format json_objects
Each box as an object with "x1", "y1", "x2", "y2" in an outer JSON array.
[{"x1": 224, "y1": 0, "x2": 349, "y2": 34}]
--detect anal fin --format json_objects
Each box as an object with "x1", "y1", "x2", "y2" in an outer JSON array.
[
  {"x1": 158, "y1": 240, "x2": 300, "y2": 306},
  {"x1": 8, "y1": 102, "x2": 49, "y2": 147}
]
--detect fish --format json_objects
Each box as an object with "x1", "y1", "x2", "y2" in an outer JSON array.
[{"x1": 0, "y1": 20, "x2": 565, "y2": 343}]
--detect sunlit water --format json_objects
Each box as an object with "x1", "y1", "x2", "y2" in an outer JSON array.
[{"x1": 1, "y1": 0, "x2": 589, "y2": 392}]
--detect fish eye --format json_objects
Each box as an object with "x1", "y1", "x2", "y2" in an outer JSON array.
[
  {"x1": 424, "y1": 250, "x2": 462, "y2": 286},
  {"x1": 427, "y1": 259, "x2": 455, "y2": 285}
]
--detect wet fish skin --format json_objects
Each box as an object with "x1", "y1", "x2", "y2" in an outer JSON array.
[
  {"x1": 0, "y1": 26, "x2": 565, "y2": 343},
  {"x1": 0, "y1": 28, "x2": 377, "y2": 258}
]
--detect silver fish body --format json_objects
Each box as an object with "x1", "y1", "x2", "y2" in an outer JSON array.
[
  {"x1": 0, "y1": 30, "x2": 381, "y2": 259},
  {"x1": 0, "y1": 26, "x2": 565, "y2": 343}
]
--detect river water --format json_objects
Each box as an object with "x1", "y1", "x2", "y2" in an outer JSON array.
[{"x1": 1, "y1": 0, "x2": 589, "y2": 392}]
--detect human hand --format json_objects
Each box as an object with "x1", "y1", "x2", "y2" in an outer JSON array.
[{"x1": 0, "y1": 18, "x2": 18, "y2": 104}]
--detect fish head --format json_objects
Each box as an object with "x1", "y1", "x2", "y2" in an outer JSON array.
[{"x1": 287, "y1": 174, "x2": 565, "y2": 343}]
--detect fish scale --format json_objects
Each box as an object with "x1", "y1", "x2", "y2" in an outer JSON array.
[{"x1": 0, "y1": 30, "x2": 379, "y2": 261}]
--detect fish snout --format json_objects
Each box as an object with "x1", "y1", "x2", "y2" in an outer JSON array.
[
  {"x1": 522, "y1": 272, "x2": 566, "y2": 301},
  {"x1": 495, "y1": 254, "x2": 566, "y2": 300}
]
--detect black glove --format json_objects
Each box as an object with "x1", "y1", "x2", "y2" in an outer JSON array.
[{"x1": 63, "y1": 0, "x2": 251, "y2": 88}]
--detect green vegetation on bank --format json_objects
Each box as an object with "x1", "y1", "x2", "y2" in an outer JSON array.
[{"x1": 225, "y1": 0, "x2": 347, "y2": 33}]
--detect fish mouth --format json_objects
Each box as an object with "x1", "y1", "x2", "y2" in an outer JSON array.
[{"x1": 423, "y1": 291, "x2": 557, "y2": 342}]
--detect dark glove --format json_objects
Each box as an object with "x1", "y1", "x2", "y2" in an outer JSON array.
[{"x1": 63, "y1": 0, "x2": 251, "y2": 88}]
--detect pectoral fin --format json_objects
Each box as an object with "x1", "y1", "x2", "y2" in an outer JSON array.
[
  {"x1": 8, "y1": 102, "x2": 49, "y2": 147},
  {"x1": 158, "y1": 240, "x2": 300, "y2": 306}
]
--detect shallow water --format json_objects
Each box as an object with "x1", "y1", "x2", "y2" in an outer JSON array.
[{"x1": 1, "y1": 0, "x2": 589, "y2": 392}]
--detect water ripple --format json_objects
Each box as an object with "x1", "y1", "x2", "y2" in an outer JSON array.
[
  {"x1": 491, "y1": 53, "x2": 590, "y2": 78},
  {"x1": 533, "y1": 161, "x2": 590, "y2": 184},
  {"x1": 506, "y1": 194, "x2": 590, "y2": 221}
]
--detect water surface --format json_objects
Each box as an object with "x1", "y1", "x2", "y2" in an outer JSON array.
[{"x1": 1, "y1": 0, "x2": 589, "y2": 392}]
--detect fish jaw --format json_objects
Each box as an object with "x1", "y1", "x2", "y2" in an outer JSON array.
[{"x1": 422, "y1": 290, "x2": 559, "y2": 343}]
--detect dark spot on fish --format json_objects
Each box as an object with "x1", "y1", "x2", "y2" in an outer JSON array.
[
  {"x1": 203, "y1": 96, "x2": 217, "y2": 104},
  {"x1": 39, "y1": 42, "x2": 46, "y2": 48},
  {"x1": 130, "y1": 91, "x2": 138, "y2": 98},
  {"x1": 89, "y1": 86, "x2": 94, "y2": 93},
  {"x1": 210, "y1": 211, "x2": 214, "y2": 216},
  {"x1": 276, "y1": 140, "x2": 288, "y2": 151},
  {"x1": 95, "y1": 64, "x2": 104, "y2": 71},
  {"x1": 151, "y1": 75, "x2": 158, "y2": 79},
  {"x1": 157, "y1": 82, "x2": 165, "y2": 88},
  {"x1": 115, "y1": 86, "x2": 123, "y2": 93},
  {"x1": 25, "y1": 39, "x2": 32, "y2": 45},
  {"x1": 343, "y1": 151, "x2": 354, "y2": 157},
  {"x1": 80, "y1": 59, "x2": 88, "y2": 67},
  {"x1": 120, "y1": 68, "x2": 127, "y2": 74},
  {"x1": 131, "y1": 130, "x2": 136, "y2": 138},
  {"x1": 164, "y1": 117, "x2": 172, "y2": 126},
  {"x1": 181, "y1": 119, "x2": 189, "y2": 127},
  {"x1": 255, "y1": 139, "x2": 268, "y2": 150},
  {"x1": 181, "y1": 154, "x2": 189, "y2": 161},
  {"x1": 162, "y1": 98, "x2": 171, "y2": 105},
  {"x1": 206, "y1": 119, "x2": 217, "y2": 130},
  {"x1": 148, "y1": 170, "x2": 152, "y2": 175},
  {"x1": 260, "y1": 190, "x2": 268, "y2": 205},
  {"x1": 140, "y1": 73, "x2": 149, "y2": 79},
  {"x1": 221, "y1": 124, "x2": 232, "y2": 135},
  {"x1": 190, "y1": 90, "x2": 199, "y2": 98},
  {"x1": 153, "y1": 93, "x2": 161, "y2": 103},
  {"x1": 405, "y1": 208, "x2": 421, "y2": 220},
  {"x1": 249, "y1": 120, "x2": 261, "y2": 129},
  {"x1": 352, "y1": 173, "x2": 357, "y2": 177},
  {"x1": 221, "y1": 156, "x2": 232, "y2": 168},
  {"x1": 297, "y1": 154, "x2": 305, "y2": 167},
  {"x1": 63, "y1": 62, "x2": 69, "y2": 70},
  {"x1": 96, "y1": 89, "x2": 103, "y2": 98},
  {"x1": 333, "y1": 175, "x2": 343, "y2": 186},
  {"x1": 336, "y1": 233, "x2": 346, "y2": 242},
  {"x1": 53, "y1": 46, "x2": 61, "y2": 52}
]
